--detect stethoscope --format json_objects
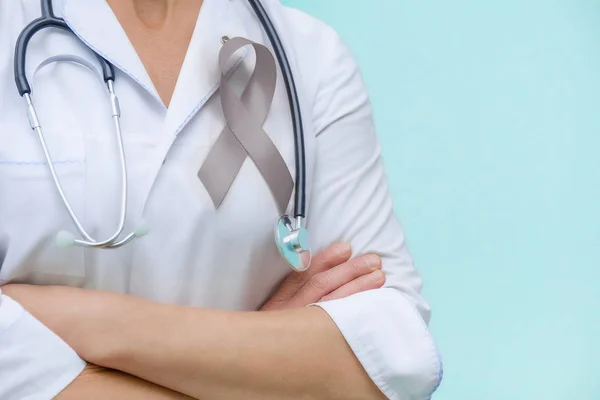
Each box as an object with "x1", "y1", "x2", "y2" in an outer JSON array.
[{"x1": 13, "y1": 0, "x2": 311, "y2": 271}]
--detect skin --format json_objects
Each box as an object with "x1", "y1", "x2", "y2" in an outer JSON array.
[
  {"x1": 5, "y1": 243, "x2": 386, "y2": 399},
  {"x1": 104, "y1": 0, "x2": 204, "y2": 106},
  {"x1": 3, "y1": 1, "x2": 389, "y2": 398},
  {"x1": 55, "y1": 365, "x2": 193, "y2": 400}
]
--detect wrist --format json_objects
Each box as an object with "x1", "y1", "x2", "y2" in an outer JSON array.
[
  {"x1": 82, "y1": 293, "x2": 166, "y2": 370},
  {"x1": 74, "y1": 291, "x2": 132, "y2": 367}
]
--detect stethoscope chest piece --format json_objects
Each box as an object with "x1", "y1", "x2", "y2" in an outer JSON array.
[{"x1": 275, "y1": 215, "x2": 311, "y2": 272}]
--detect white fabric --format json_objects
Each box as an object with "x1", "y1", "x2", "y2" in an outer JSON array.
[
  {"x1": 0, "y1": 0, "x2": 442, "y2": 398},
  {"x1": 0, "y1": 295, "x2": 86, "y2": 400}
]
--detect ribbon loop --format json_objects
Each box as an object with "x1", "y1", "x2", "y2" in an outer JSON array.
[{"x1": 198, "y1": 37, "x2": 293, "y2": 214}]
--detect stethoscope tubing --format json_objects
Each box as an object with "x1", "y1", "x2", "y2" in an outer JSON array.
[
  {"x1": 246, "y1": 0, "x2": 306, "y2": 220},
  {"x1": 12, "y1": 0, "x2": 308, "y2": 252}
]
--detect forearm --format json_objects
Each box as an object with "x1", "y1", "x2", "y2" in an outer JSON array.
[
  {"x1": 56, "y1": 364, "x2": 194, "y2": 400},
  {"x1": 84, "y1": 294, "x2": 384, "y2": 400},
  {"x1": 2, "y1": 245, "x2": 388, "y2": 400}
]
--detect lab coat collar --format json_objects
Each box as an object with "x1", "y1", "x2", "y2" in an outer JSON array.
[
  {"x1": 61, "y1": 0, "x2": 162, "y2": 105},
  {"x1": 135, "y1": 0, "x2": 249, "y2": 217},
  {"x1": 162, "y1": 0, "x2": 248, "y2": 137},
  {"x1": 61, "y1": 0, "x2": 248, "y2": 133}
]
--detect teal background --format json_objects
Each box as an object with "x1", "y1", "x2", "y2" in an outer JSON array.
[{"x1": 283, "y1": 1, "x2": 600, "y2": 399}]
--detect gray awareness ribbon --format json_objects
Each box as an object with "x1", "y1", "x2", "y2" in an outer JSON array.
[{"x1": 198, "y1": 37, "x2": 293, "y2": 214}]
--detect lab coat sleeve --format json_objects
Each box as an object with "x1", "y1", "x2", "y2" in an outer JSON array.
[
  {"x1": 0, "y1": 289, "x2": 86, "y2": 399},
  {"x1": 306, "y1": 31, "x2": 443, "y2": 400},
  {"x1": 0, "y1": 3, "x2": 86, "y2": 396}
]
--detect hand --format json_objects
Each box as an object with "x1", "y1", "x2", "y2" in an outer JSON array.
[
  {"x1": 260, "y1": 243, "x2": 385, "y2": 311},
  {"x1": 1, "y1": 244, "x2": 386, "y2": 362}
]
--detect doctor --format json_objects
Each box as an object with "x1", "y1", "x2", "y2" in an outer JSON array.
[{"x1": 0, "y1": 0, "x2": 442, "y2": 399}]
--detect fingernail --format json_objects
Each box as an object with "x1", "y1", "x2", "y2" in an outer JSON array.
[
  {"x1": 333, "y1": 243, "x2": 351, "y2": 257},
  {"x1": 364, "y1": 254, "x2": 381, "y2": 269},
  {"x1": 370, "y1": 269, "x2": 385, "y2": 284}
]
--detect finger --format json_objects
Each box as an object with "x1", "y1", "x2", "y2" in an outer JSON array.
[
  {"x1": 278, "y1": 242, "x2": 352, "y2": 292},
  {"x1": 291, "y1": 254, "x2": 382, "y2": 307},
  {"x1": 318, "y1": 269, "x2": 386, "y2": 303},
  {"x1": 303, "y1": 242, "x2": 353, "y2": 278},
  {"x1": 260, "y1": 243, "x2": 352, "y2": 310}
]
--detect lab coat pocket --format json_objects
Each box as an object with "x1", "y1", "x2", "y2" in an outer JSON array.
[{"x1": 0, "y1": 121, "x2": 87, "y2": 285}]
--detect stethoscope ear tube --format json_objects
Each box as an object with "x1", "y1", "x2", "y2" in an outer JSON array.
[
  {"x1": 14, "y1": 1, "x2": 137, "y2": 249},
  {"x1": 14, "y1": 0, "x2": 115, "y2": 96}
]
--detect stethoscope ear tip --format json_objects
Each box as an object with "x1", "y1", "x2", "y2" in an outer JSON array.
[
  {"x1": 134, "y1": 221, "x2": 150, "y2": 238},
  {"x1": 56, "y1": 230, "x2": 76, "y2": 248}
]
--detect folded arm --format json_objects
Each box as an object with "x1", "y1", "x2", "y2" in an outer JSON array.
[
  {"x1": 0, "y1": 291, "x2": 191, "y2": 400},
  {"x1": 70, "y1": 291, "x2": 386, "y2": 400},
  {"x1": 4, "y1": 245, "x2": 387, "y2": 400}
]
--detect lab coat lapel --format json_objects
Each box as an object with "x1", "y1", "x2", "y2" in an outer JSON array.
[
  {"x1": 134, "y1": 0, "x2": 248, "y2": 214},
  {"x1": 162, "y1": 0, "x2": 248, "y2": 138},
  {"x1": 61, "y1": 0, "x2": 162, "y2": 105}
]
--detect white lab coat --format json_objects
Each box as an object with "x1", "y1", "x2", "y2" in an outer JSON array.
[{"x1": 0, "y1": 0, "x2": 442, "y2": 399}]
